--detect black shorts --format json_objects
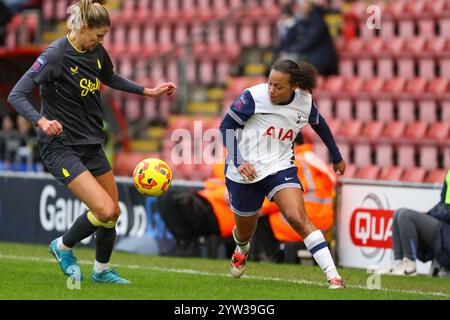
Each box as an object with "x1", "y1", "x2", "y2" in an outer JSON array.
[{"x1": 38, "y1": 139, "x2": 112, "y2": 185}]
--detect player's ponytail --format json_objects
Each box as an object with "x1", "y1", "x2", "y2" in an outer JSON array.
[
  {"x1": 67, "y1": 0, "x2": 110, "y2": 30},
  {"x1": 271, "y1": 59, "x2": 318, "y2": 92}
]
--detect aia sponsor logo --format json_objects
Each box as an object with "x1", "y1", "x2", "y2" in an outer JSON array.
[
  {"x1": 264, "y1": 126, "x2": 294, "y2": 141},
  {"x1": 350, "y1": 208, "x2": 394, "y2": 249}
]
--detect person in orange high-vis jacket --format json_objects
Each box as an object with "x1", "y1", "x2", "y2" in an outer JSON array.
[{"x1": 262, "y1": 140, "x2": 337, "y2": 242}]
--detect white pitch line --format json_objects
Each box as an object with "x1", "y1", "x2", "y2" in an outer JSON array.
[{"x1": 0, "y1": 253, "x2": 449, "y2": 298}]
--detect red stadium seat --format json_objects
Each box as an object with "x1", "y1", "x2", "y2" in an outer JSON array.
[
  {"x1": 376, "y1": 58, "x2": 394, "y2": 80},
  {"x1": 379, "y1": 165, "x2": 404, "y2": 181},
  {"x1": 381, "y1": 77, "x2": 406, "y2": 99},
  {"x1": 339, "y1": 59, "x2": 355, "y2": 78},
  {"x1": 423, "y1": 77, "x2": 449, "y2": 100},
  {"x1": 361, "y1": 120, "x2": 385, "y2": 142},
  {"x1": 417, "y1": 100, "x2": 438, "y2": 123},
  {"x1": 354, "y1": 99, "x2": 373, "y2": 121},
  {"x1": 425, "y1": 168, "x2": 447, "y2": 183},
  {"x1": 425, "y1": 122, "x2": 450, "y2": 144},
  {"x1": 338, "y1": 119, "x2": 363, "y2": 142},
  {"x1": 398, "y1": 20, "x2": 415, "y2": 39},
  {"x1": 355, "y1": 165, "x2": 381, "y2": 180},
  {"x1": 357, "y1": 77, "x2": 385, "y2": 99},
  {"x1": 353, "y1": 144, "x2": 372, "y2": 167},
  {"x1": 381, "y1": 121, "x2": 406, "y2": 141},
  {"x1": 374, "y1": 143, "x2": 394, "y2": 167},
  {"x1": 335, "y1": 99, "x2": 353, "y2": 121},
  {"x1": 375, "y1": 100, "x2": 395, "y2": 122},
  {"x1": 418, "y1": 58, "x2": 437, "y2": 80},
  {"x1": 341, "y1": 77, "x2": 364, "y2": 98},
  {"x1": 326, "y1": 118, "x2": 342, "y2": 136},
  {"x1": 397, "y1": 145, "x2": 416, "y2": 169},
  {"x1": 402, "y1": 167, "x2": 427, "y2": 182},
  {"x1": 315, "y1": 98, "x2": 334, "y2": 119},
  {"x1": 418, "y1": 19, "x2": 436, "y2": 39},
  {"x1": 397, "y1": 100, "x2": 416, "y2": 123},
  {"x1": 402, "y1": 77, "x2": 428, "y2": 99},
  {"x1": 419, "y1": 145, "x2": 439, "y2": 170},
  {"x1": 316, "y1": 76, "x2": 345, "y2": 99},
  {"x1": 343, "y1": 163, "x2": 357, "y2": 178},
  {"x1": 403, "y1": 121, "x2": 429, "y2": 143},
  {"x1": 313, "y1": 142, "x2": 330, "y2": 163}
]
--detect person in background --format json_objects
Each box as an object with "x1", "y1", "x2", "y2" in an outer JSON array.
[
  {"x1": 378, "y1": 170, "x2": 450, "y2": 276},
  {"x1": 275, "y1": 0, "x2": 338, "y2": 76}
]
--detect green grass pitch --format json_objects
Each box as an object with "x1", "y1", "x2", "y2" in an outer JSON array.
[{"x1": 0, "y1": 241, "x2": 449, "y2": 300}]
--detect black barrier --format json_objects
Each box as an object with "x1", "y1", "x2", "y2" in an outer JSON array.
[{"x1": 0, "y1": 172, "x2": 203, "y2": 255}]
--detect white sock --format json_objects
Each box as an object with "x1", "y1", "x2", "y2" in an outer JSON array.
[
  {"x1": 57, "y1": 237, "x2": 72, "y2": 252},
  {"x1": 233, "y1": 227, "x2": 250, "y2": 254},
  {"x1": 94, "y1": 260, "x2": 109, "y2": 273},
  {"x1": 304, "y1": 230, "x2": 340, "y2": 280}
]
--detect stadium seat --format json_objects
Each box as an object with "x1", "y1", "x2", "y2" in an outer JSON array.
[
  {"x1": 442, "y1": 101, "x2": 450, "y2": 122},
  {"x1": 376, "y1": 58, "x2": 394, "y2": 80},
  {"x1": 381, "y1": 121, "x2": 406, "y2": 142},
  {"x1": 355, "y1": 165, "x2": 381, "y2": 180},
  {"x1": 397, "y1": 100, "x2": 416, "y2": 123},
  {"x1": 341, "y1": 77, "x2": 364, "y2": 98},
  {"x1": 375, "y1": 100, "x2": 395, "y2": 122},
  {"x1": 357, "y1": 77, "x2": 385, "y2": 100},
  {"x1": 343, "y1": 163, "x2": 357, "y2": 178},
  {"x1": 316, "y1": 76, "x2": 345, "y2": 99},
  {"x1": 402, "y1": 167, "x2": 427, "y2": 182},
  {"x1": 402, "y1": 77, "x2": 428, "y2": 99},
  {"x1": 417, "y1": 100, "x2": 438, "y2": 123},
  {"x1": 418, "y1": 19, "x2": 436, "y2": 39},
  {"x1": 335, "y1": 99, "x2": 353, "y2": 121},
  {"x1": 313, "y1": 142, "x2": 330, "y2": 163},
  {"x1": 379, "y1": 165, "x2": 404, "y2": 181},
  {"x1": 418, "y1": 58, "x2": 436, "y2": 80},
  {"x1": 315, "y1": 98, "x2": 334, "y2": 119},
  {"x1": 380, "y1": 19, "x2": 396, "y2": 39},
  {"x1": 425, "y1": 122, "x2": 450, "y2": 144},
  {"x1": 338, "y1": 119, "x2": 363, "y2": 142},
  {"x1": 361, "y1": 120, "x2": 385, "y2": 142},
  {"x1": 397, "y1": 145, "x2": 416, "y2": 169},
  {"x1": 398, "y1": 19, "x2": 415, "y2": 39},
  {"x1": 339, "y1": 59, "x2": 355, "y2": 78},
  {"x1": 423, "y1": 77, "x2": 449, "y2": 101},
  {"x1": 339, "y1": 38, "x2": 365, "y2": 59},
  {"x1": 425, "y1": 168, "x2": 447, "y2": 183},
  {"x1": 354, "y1": 99, "x2": 373, "y2": 121},
  {"x1": 374, "y1": 143, "x2": 394, "y2": 167},
  {"x1": 326, "y1": 118, "x2": 342, "y2": 136},
  {"x1": 403, "y1": 121, "x2": 429, "y2": 143},
  {"x1": 419, "y1": 145, "x2": 439, "y2": 170},
  {"x1": 384, "y1": 37, "x2": 405, "y2": 57},
  {"x1": 256, "y1": 21, "x2": 273, "y2": 48},
  {"x1": 353, "y1": 144, "x2": 372, "y2": 167},
  {"x1": 425, "y1": 37, "x2": 447, "y2": 58},
  {"x1": 356, "y1": 58, "x2": 375, "y2": 79},
  {"x1": 381, "y1": 77, "x2": 406, "y2": 99}
]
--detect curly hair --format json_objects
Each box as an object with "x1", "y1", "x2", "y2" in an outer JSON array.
[{"x1": 271, "y1": 59, "x2": 318, "y2": 91}]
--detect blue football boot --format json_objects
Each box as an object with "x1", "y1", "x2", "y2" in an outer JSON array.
[
  {"x1": 91, "y1": 268, "x2": 131, "y2": 284},
  {"x1": 49, "y1": 238, "x2": 83, "y2": 281}
]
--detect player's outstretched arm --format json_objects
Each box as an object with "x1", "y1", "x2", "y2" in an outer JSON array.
[{"x1": 143, "y1": 82, "x2": 177, "y2": 97}]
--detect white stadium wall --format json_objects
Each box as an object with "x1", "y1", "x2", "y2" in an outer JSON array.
[{"x1": 336, "y1": 178, "x2": 443, "y2": 275}]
